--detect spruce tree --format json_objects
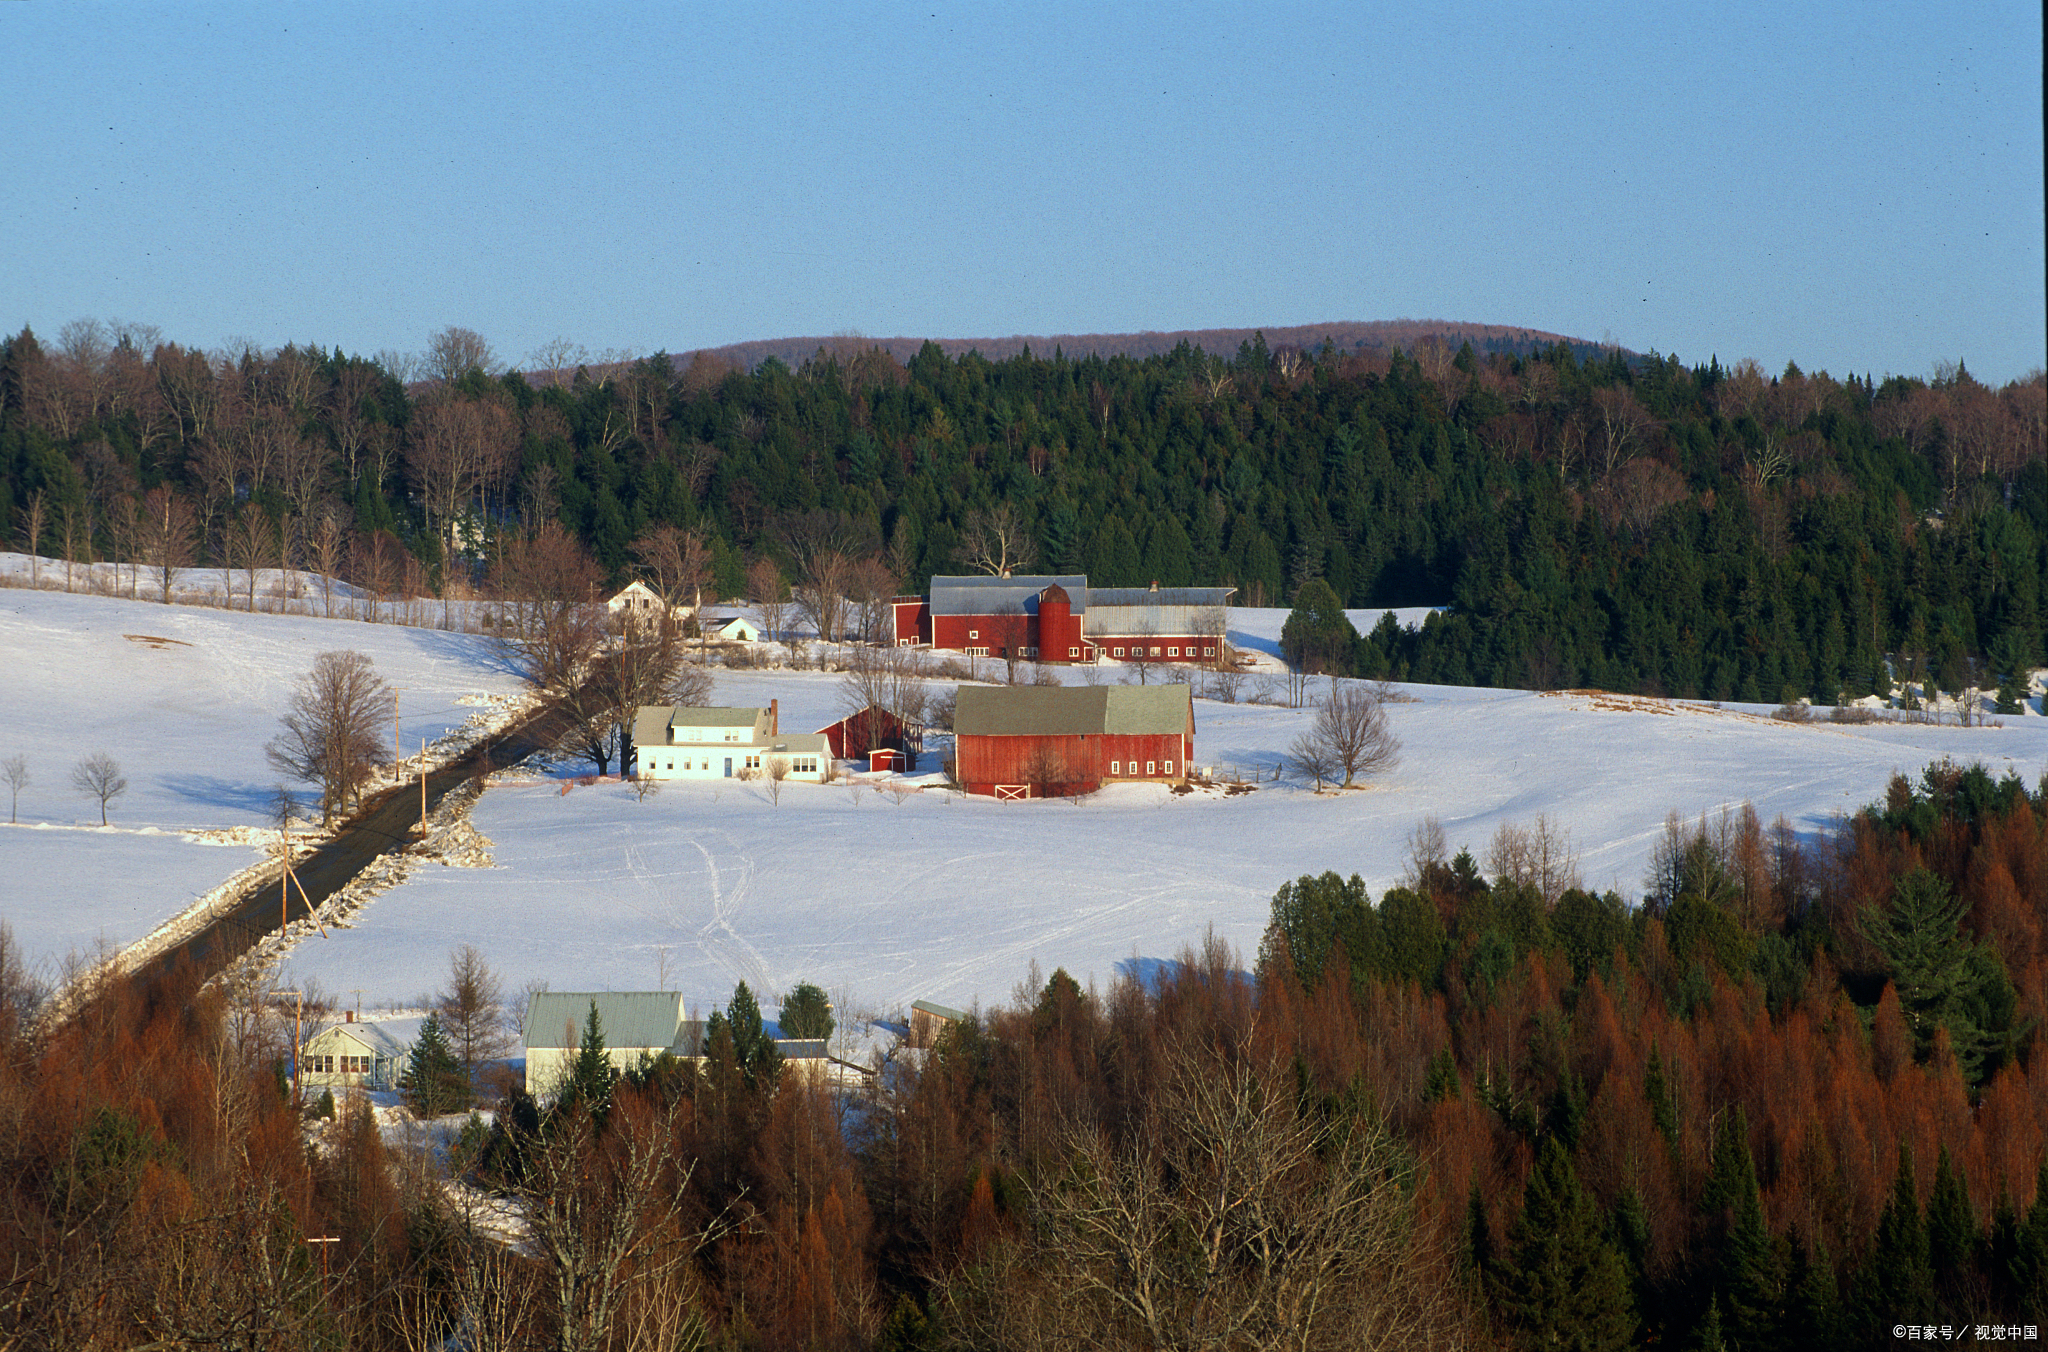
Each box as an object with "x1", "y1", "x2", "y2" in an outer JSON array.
[
  {"x1": 2012, "y1": 1156, "x2": 2048, "y2": 1319},
  {"x1": 1858, "y1": 869, "x2": 1991, "y2": 1075},
  {"x1": 1854, "y1": 1145, "x2": 1934, "y2": 1339},
  {"x1": 560, "y1": 999, "x2": 615, "y2": 1115},
  {"x1": 1492, "y1": 1137, "x2": 1636, "y2": 1351},
  {"x1": 1925, "y1": 1144, "x2": 1979, "y2": 1314},
  {"x1": 727, "y1": 981, "x2": 783, "y2": 1089},
  {"x1": 403, "y1": 1012, "x2": 466, "y2": 1117}
]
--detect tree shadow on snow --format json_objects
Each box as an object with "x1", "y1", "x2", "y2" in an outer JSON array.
[{"x1": 160, "y1": 773, "x2": 281, "y2": 819}]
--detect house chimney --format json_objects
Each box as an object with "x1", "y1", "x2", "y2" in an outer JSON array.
[
  {"x1": 345, "y1": 1009, "x2": 354, "y2": 1023},
  {"x1": 769, "y1": 698, "x2": 779, "y2": 734},
  {"x1": 1149, "y1": 579, "x2": 1159, "y2": 592}
]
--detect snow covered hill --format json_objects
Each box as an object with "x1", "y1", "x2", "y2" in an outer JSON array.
[
  {"x1": 3, "y1": 570, "x2": 2043, "y2": 1027},
  {"x1": 0, "y1": 577, "x2": 528, "y2": 971}
]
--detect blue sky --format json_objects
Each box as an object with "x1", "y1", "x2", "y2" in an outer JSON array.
[{"x1": 3, "y1": 2, "x2": 2041, "y2": 382}]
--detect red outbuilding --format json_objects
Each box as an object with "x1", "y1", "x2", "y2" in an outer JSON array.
[
  {"x1": 817, "y1": 705, "x2": 918, "y2": 762},
  {"x1": 952, "y1": 684, "x2": 1195, "y2": 798}
]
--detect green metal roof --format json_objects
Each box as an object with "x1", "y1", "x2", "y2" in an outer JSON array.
[{"x1": 526, "y1": 991, "x2": 689, "y2": 1051}]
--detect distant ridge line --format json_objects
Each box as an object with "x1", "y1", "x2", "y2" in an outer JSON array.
[{"x1": 679, "y1": 320, "x2": 1621, "y2": 373}]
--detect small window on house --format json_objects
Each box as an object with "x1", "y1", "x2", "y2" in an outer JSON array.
[
  {"x1": 1110, "y1": 761, "x2": 1121, "y2": 774},
  {"x1": 1203, "y1": 646, "x2": 1215, "y2": 657},
  {"x1": 1068, "y1": 647, "x2": 1080, "y2": 658},
  {"x1": 1164, "y1": 760, "x2": 1175, "y2": 775},
  {"x1": 968, "y1": 629, "x2": 979, "y2": 639},
  {"x1": 1146, "y1": 761, "x2": 1156, "y2": 775},
  {"x1": 1150, "y1": 647, "x2": 1161, "y2": 657},
  {"x1": 1113, "y1": 647, "x2": 1125, "y2": 657},
  {"x1": 1167, "y1": 647, "x2": 1179, "y2": 657}
]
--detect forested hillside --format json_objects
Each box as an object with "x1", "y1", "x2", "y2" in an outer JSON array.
[{"x1": 2, "y1": 322, "x2": 2042, "y2": 699}]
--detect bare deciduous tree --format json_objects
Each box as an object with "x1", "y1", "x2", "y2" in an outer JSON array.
[
  {"x1": 70, "y1": 752, "x2": 127, "y2": 825},
  {"x1": 1487, "y1": 814, "x2": 1582, "y2": 907},
  {"x1": 961, "y1": 502, "x2": 1039, "y2": 576},
  {"x1": 265, "y1": 651, "x2": 395, "y2": 823},
  {"x1": 3, "y1": 755, "x2": 27, "y2": 824},
  {"x1": 425, "y1": 325, "x2": 501, "y2": 385},
  {"x1": 438, "y1": 944, "x2": 514, "y2": 1097},
  {"x1": 405, "y1": 393, "x2": 519, "y2": 567},
  {"x1": 1289, "y1": 680, "x2": 1399, "y2": 788},
  {"x1": 137, "y1": 485, "x2": 196, "y2": 603},
  {"x1": 992, "y1": 1026, "x2": 1455, "y2": 1352},
  {"x1": 21, "y1": 490, "x2": 45, "y2": 588},
  {"x1": 748, "y1": 557, "x2": 789, "y2": 646}
]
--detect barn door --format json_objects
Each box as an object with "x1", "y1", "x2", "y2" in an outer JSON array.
[{"x1": 994, "y1": 784, "x2": 1030, "y2": 801}]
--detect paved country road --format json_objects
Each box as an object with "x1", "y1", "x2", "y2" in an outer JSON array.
[{"x1": 131, "y1": 695, "x2": 580, "y2": 989}]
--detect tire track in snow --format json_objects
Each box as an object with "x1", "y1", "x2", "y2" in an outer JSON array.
[{"x1": 686, "y1": 834, "x2": 772, "y2": 993}]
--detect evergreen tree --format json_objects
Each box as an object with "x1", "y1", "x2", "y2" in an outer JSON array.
[
  {"x1": 727, "y1": 980, "x2": 782, "y2": 1089},
  {"x1": 1644, "y1": 1044, "x2": 1680, "y2": 1152},
  {"x1": 779, "y1": 980, "x2": 834, "y2": 1040},
  {"x1": 1854, "y1": 1145, "x2": 1934, "y2": 1340},
  {"x1": 402, "y1": 1012, "x2": 466, "y2": 1117},
  {"x1": 1278, "y1": 577, "x2": 1356, "y2": 675},
  {"x1": 1858, "y1": 869, "x2": 1993, "y2": 1076},
  {"x1": 2011, "y1": 1157, "x2": 2048, "y2": 1319},
  {"x1": 1492, "y1": 1137, "x2": 1636, "y2": 1351},
  {"x1": 1926, "y1": 1144, "x2": 1979, "y2": 1313},
  {"x1": 559, "y1": 998, "x2": 615, "y2": 1114},
  {"x1": 1781, "y1": 1231, "x2": 1843, "y2": 1349}
]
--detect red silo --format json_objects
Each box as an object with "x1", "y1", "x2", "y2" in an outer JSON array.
[{"x1": 1037, "y1": 583, "x2": 1082, "y2": 661}]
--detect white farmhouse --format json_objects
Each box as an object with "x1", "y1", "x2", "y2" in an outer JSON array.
[
  {"x1": 299, "y1": 1016, "x2": 408, "y2": 1093},
  {"x1": 631, "y1": 701, "x2": 831, "y2": 782},
  {"x1": 606, "y1": 580, "x2": 668, "y2": 628}
]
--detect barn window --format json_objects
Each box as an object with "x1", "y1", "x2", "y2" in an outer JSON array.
[
  {"x1": 1203, "y1": 646, "x2": 1215, "y2": 657},
  {"x1": 1150, "y1": 647, "x2": 1161, "y2": 657},
  {"x1": 1164, "y1": 760, "x2": 1175, "y2": 775},
  {"x1": 1113, "y1": 647, "x2": 1125, "y2": 657},
  {"x1": 1167, "y1": 647, "x2": 1179, "y2": 657},
  {"x1": 1146, "y1": 761, "x2": 1156, "y2": 775},
  {"x1": 1068, "y1": 647, "x2": 1079, "y2": 658},
  {"x1": 969, "y1": 629, "x2": 979, "y2": 639}
]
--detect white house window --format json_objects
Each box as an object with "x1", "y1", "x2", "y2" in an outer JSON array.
[
  {"x1": 966, "y1": 646, "x2": 989, "y2": 657},
  {"x1": 1150, "y1": 647, "x2": 1161, "y2": 657},
  {"x1": 1164, "y1": 760, "x2": 1175, "y2": 775},
  {"x1": 1068, "y1": 647, "x2": 1079, "y2": 658},
  {"x1": 968, "y1": 629, "x2": 979, "y2": 639},
  {"x1": 1203, "y1": 646, "x2": 1215, "y2": 657},
  {"x1": 1110, "y1": 761, "x2": 1120, "y2": 774},
  {"x1": 1167, "y1": 647, "x2": 1179, "y2": 657},
  {"x1": 1113, "y1": 647, "x2": 1125, "y2": 657},
  {"x1": 1146, "y1": 761, "x2": 1156, "y2": 775},
  {"x1": 745, "y1": 755, "x2": 761, "y2": 770},
  {"x1": 665, "y1": 760, "x2": 674, "y2": 771}
]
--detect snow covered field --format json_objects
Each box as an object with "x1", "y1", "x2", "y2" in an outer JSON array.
[
  {"x1": 0, "y1": 574, "x2": 529, "y2": 967},
  {"x1": 3, "y1": 572, "x2": 2044, "y2": 1026},
  {"x1": 295, "y1": 668, "x2": 2048, "y2": 1023}
]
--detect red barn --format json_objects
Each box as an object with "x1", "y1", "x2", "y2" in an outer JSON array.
[
  {"x1": 817, "y1": 705, "x2": 917, "y2": 761},
  {"x1": 953, "y1": 684, "x2": 1194, "y2": 798},
  {"x1": 892, "y1": 575, "x2": 1233, "y2": 665}
]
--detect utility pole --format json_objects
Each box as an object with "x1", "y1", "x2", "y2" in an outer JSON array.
[
  {"x1": 418, "y1": 736, "x2": 428, "y2": 837},
  {"x1": 393, "y1": 689, "x2": 401, "y2": 784}
]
